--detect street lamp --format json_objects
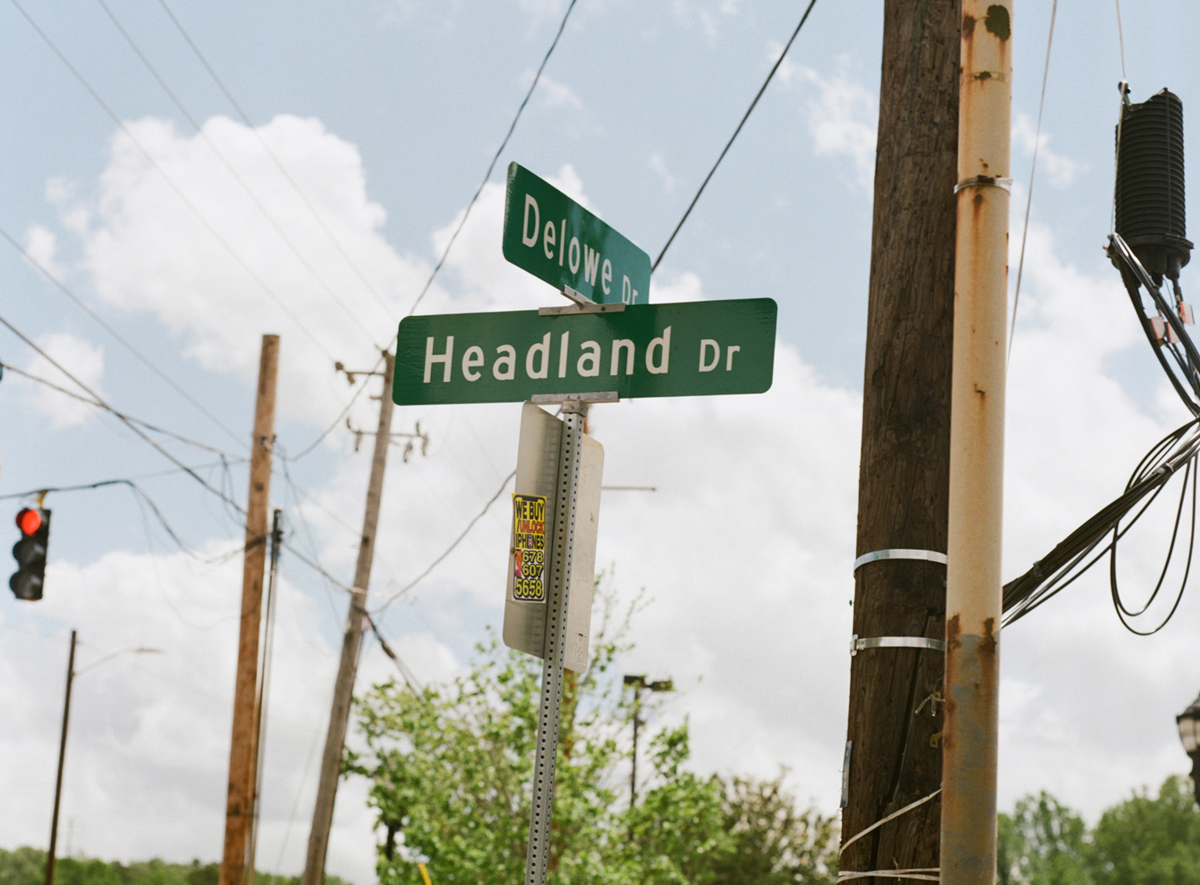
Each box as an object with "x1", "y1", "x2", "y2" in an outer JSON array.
[
  {"x1": 47, "y1": 634, "x2": 163, "y2": 885},
  {"x1": 1176, "y1": 692, "x2": 1200, "y2": 804},
  {"x1": 623, "y1": 675, "x2": 673, "y2": 807}
]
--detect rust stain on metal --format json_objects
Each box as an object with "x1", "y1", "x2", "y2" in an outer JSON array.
[
  {"x1": 975, "y1": 71, "x2": 992, "y2": 80},
  {"x1": 962, "y1": 14, "x2": 976, "y2": 37},
  {"x1": 984, "y1": 5, "x2": 1010, "y2": 41}
]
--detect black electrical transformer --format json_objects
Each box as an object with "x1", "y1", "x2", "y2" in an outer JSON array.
[{"x1": 1115, "y1": 88, "x2": 1192, "y2": 283}]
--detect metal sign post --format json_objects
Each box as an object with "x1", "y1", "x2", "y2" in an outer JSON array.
[{"x1": 525, "y1": 395, "x2": 591, "y2": 885}]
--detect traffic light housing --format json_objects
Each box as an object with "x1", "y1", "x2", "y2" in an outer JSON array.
[{"x1": 10, "y1": 507, "x2": 50, "y2": 601}]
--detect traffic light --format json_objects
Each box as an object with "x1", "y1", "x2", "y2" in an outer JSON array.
[{"x1": 10, "y1": 507, "x2": 50, "y2": 601}]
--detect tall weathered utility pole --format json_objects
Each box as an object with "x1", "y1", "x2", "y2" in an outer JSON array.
[
  {"x1": 221, "y1": 334, "x2": 280, "y2": 885},
  {"x1": 841, "y1": 1, "x2": 960, "y2": 879},
  {"x1": 301, "y1": 351, "x2": 394, "y2": 885},
  {"x1": 942, "y1": 3, "x2": 1011, "y2": 884}
]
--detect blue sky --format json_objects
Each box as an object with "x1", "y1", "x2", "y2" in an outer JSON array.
[{"x1": 3, "y1": 0, "x2": 1200, "y2": 880}]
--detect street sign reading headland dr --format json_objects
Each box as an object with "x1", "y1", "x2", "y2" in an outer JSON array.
[
  {"x1": 393, "y1": 298, "x2": 777, "y2": 405},
  {"x1": 502, "y1": 162, "x2": 651, "y2": 305}
]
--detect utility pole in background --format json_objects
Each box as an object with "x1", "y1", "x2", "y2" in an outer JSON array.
[
  {"x1": 302, "y1": 351, "x2": 394, "y2": 885},
  {"x1": 221, "y1": 334, "x2": 280, "y2": 885},
  {"x1": 247, "y1": 508, "x2": 285, "y2": 885},
  {"x1": 45, "y1": 629, "x2": 76, "y2": 885},
  {"x1": 841, "y1": 1, "x2": 960, "y2": 880},
  {"x1": 942, "y1": 3, "x2": 1011, "y2": 883}
]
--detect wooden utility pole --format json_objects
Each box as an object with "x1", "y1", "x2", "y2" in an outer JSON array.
[
  {"x1": 221, "y1": 334, "x2": 280, "y2": 885},
  {"x1": 301, "y1": 352, "x2": 394, "y2": 885},
  {"x1": 942, "y1": 3, "x2": 1011, "y2": 883},
  {"x1": 46, "y1": 629, "x2": 76, "y2": 885},
  {"x1": 841, "y1": 1, "x2": 960, "y2": 880}
]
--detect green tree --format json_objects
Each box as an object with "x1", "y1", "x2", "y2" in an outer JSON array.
[
  {"x1": 1088, "y1": 775, "x2": 1200, "y2": 885},
  {"x1": 351, "y1": 593, "x2": 838, "y2": 885},
  {"x1": 997, "y1": 792, "x2": 1090, "y2": 885}
]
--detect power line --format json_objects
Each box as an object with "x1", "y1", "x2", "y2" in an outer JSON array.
[
  {"x1": 0, "y1": 309, "x2": 246, "y2": 515},
  {"x1": 405, "y1": 0, "x2": 581, "y2": 317},
  {"x1": 94, "y1": 0, "x2": 386, "y2": 346},
  {"x1": 9, "y1": 0, "x2": 342, "y2": 362},
  {"x1": 0, "y1": 225, "x2": 245, "y2": 450},
  {"x1": 1, "y1": 360, "x2": 235, "y2": 456},
  {"x1": 651, "y1": 0, "x2": 820, "y2": 274},
  {"x1": 373, "y1": 469, "x2": 515, "y2": 614},
  {"x1": 1008, "y1": 0, "x2": 1058, "y2": 360},
  {"x1": 154, "y1": 0, "x2": 397, "y2": 323}
]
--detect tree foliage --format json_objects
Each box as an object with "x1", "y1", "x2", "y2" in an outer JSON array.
[
  {"x1": 0, "y1": 850, "x2": 348, "y2": 885},
  {"x1": 349, "y1": 593, "x2": 839, "y2": 885},
  {"x1": 998, "y1": 775, "x2": 1200, "y2": 885}
]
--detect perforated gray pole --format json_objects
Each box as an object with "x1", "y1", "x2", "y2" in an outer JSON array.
[{"x1": 524, "y1": 399, "x2": 586, "y2": 885}]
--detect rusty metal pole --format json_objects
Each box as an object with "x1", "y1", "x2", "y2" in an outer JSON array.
[
  {"x1": 942, "y1": 4, "x2": 1011, "y2": 885},
  {"x1": 221, "y1": 334, "x2": 280, "y2": 885}
]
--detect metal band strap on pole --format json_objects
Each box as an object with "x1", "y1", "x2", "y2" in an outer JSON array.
[
  {"x1": 852, "y1": 549, "x2": 947, "y2": 571},
  {"x1": 839, "y1": 788, "x2": 943, "y2": 856},
  {"x1": 850, "y1": 635, "x2": 946, "y2": 656},
  {"x1": 524, "y1": 397, "x2": 587, "y2": 885}
]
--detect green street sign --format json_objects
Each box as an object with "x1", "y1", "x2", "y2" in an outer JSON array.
[
  {"x1": 393, "y1": 299, "x2": 777, "y2": 405},
  {"x1": 502, "y1": 162, "x2": 651, "y2": 305}
]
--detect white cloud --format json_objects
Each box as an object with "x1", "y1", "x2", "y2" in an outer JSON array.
[
  {"x1": 1013, "y1": 113, "x2": 1083, "y2": 188},
  {"x1": 773, "y1": 50, "x2": 877, "y2": 191},
  {"x1": 75, "y1": 113, "x2": 430, "y2": 431},
  {"x1": 25, "y1": 333, "x2": 105, "y2": 429},
  {"x1": 24, "y1": 223, "x2": 65, "y2": 280},
  {"x1": 647, "y1": 151, "x2": 677, "y2": 193},
  {"x1": 535, "y1": 73, "x2": 584, "y2": 110}
]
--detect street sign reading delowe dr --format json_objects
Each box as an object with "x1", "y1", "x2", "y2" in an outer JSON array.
[
  {"x1": 392, "y1": 298, "x2": 777, "y2": 405},
  {"x1": 502, "y1": 162, "x2": 651, "y2": 305}
]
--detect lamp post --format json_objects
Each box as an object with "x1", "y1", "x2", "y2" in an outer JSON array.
[
  {"x1": 46, "y1": 636, "x2": 163, "y2": 885},
  {"x1": 1177, "y1": 692, "x2": 1200, "y2": 804},
  {"x1": 622, "y1": 675, "x2": 673, "y2": 807}
]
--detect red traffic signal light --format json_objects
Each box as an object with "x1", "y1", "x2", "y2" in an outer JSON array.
[
  {"x1": 16, "y1": 508, "x2": 42, "y2": 536},
  {"x1": 11, "y1": 507, "x2": 50, "y2": 601}
]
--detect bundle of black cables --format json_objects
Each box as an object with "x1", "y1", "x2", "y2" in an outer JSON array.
[{"x1": 1001, "y1": 232, "x2": 1200, "y2": 632}]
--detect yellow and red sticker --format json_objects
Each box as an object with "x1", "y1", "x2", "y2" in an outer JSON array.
[{"x1": 512, "y1": 494, "x2": 547, "y2": 602}]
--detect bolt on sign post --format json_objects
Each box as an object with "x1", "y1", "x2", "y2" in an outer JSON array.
[
  {"x1": 942, "y1": 4, "x2": 1011, "y2": 885},
  {"x1": 398, "y1": 164, "x2": 778, "y2": 885},
  {"x1": 503, "y1": 163, "x2": 651, "y2": 306}
]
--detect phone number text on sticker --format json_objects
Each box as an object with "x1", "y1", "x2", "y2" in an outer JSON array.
[{"x1": 512, "y1": 493, "x2": 547, "y2": 602}]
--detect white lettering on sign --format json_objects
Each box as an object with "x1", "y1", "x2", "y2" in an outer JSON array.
[
  {"x1": 578, "y1": 341, "x2": 601, "y2": 377},
  {"x1": 522, "y1": 196, "x2": 539, "y2": 248},
  {"x1": 462, "y1": 345, "x2": 484, "y2": 381},
  {"x1": 526, "y1": 332, "x2": 551, "y2": 380},
  {"x1": 601, "y1": 259, "x2": 612, "y2": 295},
  {"x1": 583, "y1": 246, "x2": 600, "y2": 285},
  {"x1": 558, "y1": 332, "x2": 570, "y2": 378},
  {"x1": 611, "y1": 340, "x2": 635, "y2": 376},
  {"x1": 418, "y1": 329, "x2": 743, "y2": 385},
  {"x1": 494, "y1": 345, "x2": 516, "y2": 380},
  {"x1": 542, "y1": 221, "x2": 556, "y2": 260},
  {"x1": 425, "y1": 336, "x2": 454, "y2": 383},
  {"x1": 645, "y1": 327, "x2": 671, "y2": 374},
  {"x1": 568, "y1": 237, "x2": 581, "y2": 274},
  {"x1": 621, "y1": 276, "x2": 638, "y2": 305}
]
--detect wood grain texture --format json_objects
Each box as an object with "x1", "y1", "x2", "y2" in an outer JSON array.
[{"x1": 840, "y1": 1, "x2": 960, "y2": 880}]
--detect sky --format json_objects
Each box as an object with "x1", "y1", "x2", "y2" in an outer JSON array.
[{"x1": 3, "y1": 0, "x2": 1200, "y2": 881}]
